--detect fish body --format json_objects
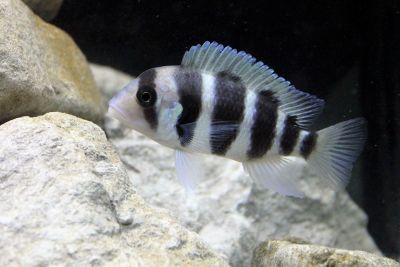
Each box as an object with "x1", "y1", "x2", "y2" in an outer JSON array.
[{"x1": 109, "y1": 41, "x2": 366, "y2": 197}]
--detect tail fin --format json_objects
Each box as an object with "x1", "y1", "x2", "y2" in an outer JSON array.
[{"x1": 308, "y1": 118, "x2": 367, "y2": 189}]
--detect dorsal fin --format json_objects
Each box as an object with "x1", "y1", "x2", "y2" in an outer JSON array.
[{"x1": 181, "y1": 41, "x2": 325, "y2": 128}]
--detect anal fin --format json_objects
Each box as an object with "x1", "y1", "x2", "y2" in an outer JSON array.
[
  {"x1": 175, "y1": 150, "x2": 205, "y2": 193},
  {"x1": 243, "y1": 156, "x2": 306, "y2": 197}
]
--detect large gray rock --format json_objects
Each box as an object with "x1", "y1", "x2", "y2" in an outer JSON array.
[
  {"x1": 0, "y1": 112, "x2": 229, "y2": 267},
  {"x1": 251, "y1": 239, "x2": 399, "y2": 267},
  {"x1": 105, "y1": 113, "x2": 380, "y2": 267},
  {"x1": 0, "y1": 0, "x2": 105, "y2": 125},
  {"x1": 22, "y1": 0, "x2": 63, "y2": 20}
]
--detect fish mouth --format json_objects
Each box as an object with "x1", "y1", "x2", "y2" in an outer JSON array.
[{"x1": 107, "y1": 104, "x2": 133, "y2": 127}]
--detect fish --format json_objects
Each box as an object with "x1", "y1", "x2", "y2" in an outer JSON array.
[{"x1": 108, "y1": 41, "x2": 367, "y2": 197}]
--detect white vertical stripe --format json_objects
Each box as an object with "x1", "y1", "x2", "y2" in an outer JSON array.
[
  {"x1": 292, "y1": 130, "x2": 309, "y2": 157},
  {"x1": 153, "y1": 66, "x2": 181, "y2": 148},
  {"x1": 187, "y1": 72, "x2": 215, "y2": 154},
  {"x1": 225, "y1": 90, "x2": 256, "y2": 161}
]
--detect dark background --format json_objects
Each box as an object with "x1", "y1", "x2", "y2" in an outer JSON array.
[{"x1": 53, "y1": 0, "x2": 400, "y2": 258}]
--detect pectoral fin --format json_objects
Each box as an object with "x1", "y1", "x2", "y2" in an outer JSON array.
[
  {"x1": 175, "y1": 150, "x2": 205, "y2": 193},
  {"x1": 177, "y1": 121, "x2": 241, "y2": 152}
]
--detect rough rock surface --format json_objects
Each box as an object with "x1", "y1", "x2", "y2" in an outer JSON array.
[
  {"x1": 90, "y1": 63, "x2": 133, "y2": 101},
  {"x1": 22, "y1": 0, "x2": 63, "y2": 20},
  {"x1": 0, "y1": 112, "x2": 229, "y2": 267},
  {"x1": 104, "y1": 113, "x2": 380, "y2": 267},
  {"x1": 0, "y1": 0, "x2": 105, "y2": 125},
  {"x1": 251, "y1": 239, "x2": 399, "y2": 267}
]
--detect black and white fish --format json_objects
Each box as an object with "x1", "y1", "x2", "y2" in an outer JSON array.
[{"x1": 109, "y1": 41, "x2": 367, "y2": 197}]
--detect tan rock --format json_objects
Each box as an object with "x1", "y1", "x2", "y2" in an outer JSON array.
[
  {"x1": 0, "y1": 112, "x2": 229, "y2": 267},
  {"x1": 252, "y1": 240, "x2": 399, "y2": 267},
  {"x1": 0, "y1": 0, "x2": 105, "y2": 125},
  {"x1": 21, "y1": 0, "x2": 63, "y2": 20}
]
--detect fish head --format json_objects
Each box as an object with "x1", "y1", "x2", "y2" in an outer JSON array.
[
  {"x1": 108, "y1": 78, "x2": 146, "y2": 129},
  {"x1": 108, "y1": 67, "x2": 182, "y2": 142}
]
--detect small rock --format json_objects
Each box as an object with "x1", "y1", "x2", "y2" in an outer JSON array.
[
  {"x1": 116, "y1": 212, "x2": 134, "y2": 225},
  {"x1": 0, "y1": 112, "x2": 229, "y2": 267},
  {"x1": 90, "y1": 63, "x2": 133, "y2": 101},
  {"x1": 0, "y1": 0, "x2": 105, "y2": 125},
  {"x1": 22, "y1": 0, "x2": 63, "y2": 21},
  {"x1": 251, "y1": 240, "x2": 400, "y2": 267}
]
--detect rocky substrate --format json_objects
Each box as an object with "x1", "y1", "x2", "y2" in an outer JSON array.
[
  {"x1": 252, "y1": 239, "x2": 400, "y2": 267},
  {"x1": 0, "y1": 0, "x2": 398, "y2": 266},
  {"x1": 0, "y1": 113, "x2": 229, "y2": 266}
]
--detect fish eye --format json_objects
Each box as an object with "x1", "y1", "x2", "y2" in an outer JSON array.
[{"x1": 136, "y1": 85, "x2": 157, "y2": 107}]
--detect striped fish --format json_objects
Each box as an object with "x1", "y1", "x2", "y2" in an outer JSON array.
[{"x1": 109, "y1": 41, "x2": 367, "y2": 197}]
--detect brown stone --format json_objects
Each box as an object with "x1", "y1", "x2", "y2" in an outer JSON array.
[{"x1": 0, "y1": 0, "x2": 105, "y2": 125}]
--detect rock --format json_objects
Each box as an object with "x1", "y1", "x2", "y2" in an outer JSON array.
[
  {"x1": 90, "y1": 63, "x2": 133, "y2": 101},
  {"x1": 251, "y1": 240, "x2": 399, "y2": 267},
  {"x1": 0, "y1": 0, "x2": 105, "y2": 125},
  {"x1": 21, "y1": 0, "x2": 63, "y2": 20},
  {"x1": 0, "y1": 112, "x2": 229, "y2": 267},
  {"x1": 104, "y1": 112, "x2": 380, "y2": 267}
]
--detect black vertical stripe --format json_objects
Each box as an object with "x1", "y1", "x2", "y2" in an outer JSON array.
[
  {"x1": 300, "y1": 132, "x2": 318, "y2": 159},
  {"x1": 138, "y1": 69, "x2": 158, "y2": 130},
  {"x1": 175, "y1": 69, "x2": 202, "y2": 146},
  {"x1": 247, "y1": 90, "x2": 279, "y2": 159},
  {"x1": 210, "y1": 71, "x2": 246, "y2": 155},
  {"x1": 279, "y1": 115, "x2": 300, "y2": 155}
]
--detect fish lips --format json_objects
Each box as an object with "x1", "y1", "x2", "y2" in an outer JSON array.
[{"x1": 107, "y1": 104, "x2": 133, "y2": 127}]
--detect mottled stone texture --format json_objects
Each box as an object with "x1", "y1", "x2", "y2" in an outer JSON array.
[
  {"x1": 22, "y1": 0, "x2": 63, "y2": 20},
  {"x1": 0, "y1": 0, "x2": 105, "y2": 125},
  {"x1": 0, "y1": 113, "x2": 229, "y2": 267},
  {"x1": 251, "y1": 240, "x2": 399, "y2": 267}
]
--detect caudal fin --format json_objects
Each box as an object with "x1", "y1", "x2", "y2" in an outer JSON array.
[{"x1": 308, "y1": 118, "x2": 367, "y2": 189}]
